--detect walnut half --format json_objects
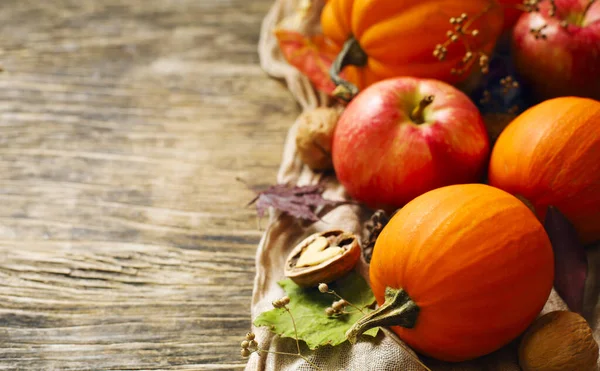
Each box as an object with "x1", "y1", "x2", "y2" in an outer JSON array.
[{"x1": 284, "y1": 230, "x2": 361, "y2": 287}]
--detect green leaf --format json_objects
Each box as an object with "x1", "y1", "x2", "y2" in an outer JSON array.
[{"x1": 253, "y1": 270, "x2": 379, "y2": 349}]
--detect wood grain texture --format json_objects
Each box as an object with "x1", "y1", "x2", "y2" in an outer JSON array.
[{"x1": 0, "y1": 0, "x2": 298, "y2": 369}]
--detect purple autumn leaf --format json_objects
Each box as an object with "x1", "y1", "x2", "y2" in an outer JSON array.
[
  {"x1": 248, "y1": 183, "x2": 342, "y2": 222},
  {"x1": 544, "y1": 206, "x2": 588, "y2": 313}
]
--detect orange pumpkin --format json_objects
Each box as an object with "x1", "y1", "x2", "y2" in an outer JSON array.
[
  {"x1": 321, "y1": 0, "x2": 504, "y2": 98},
  {"x1": 347, "y1": 184, "x2": 554, "y2": 362},
  {"x1": 489, "y1": 97, "x2": 600, "y2": 245}
]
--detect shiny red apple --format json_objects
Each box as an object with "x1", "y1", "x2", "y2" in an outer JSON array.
[
  {"x1": 512, "y1": 0, "x2": 600, "y2": 100},
  {"x1": 332, "y1": 77, "x2": 490, "y2": 210},
  {"x1": 498, "y1": 0, "x2": 525, "y2": 32}
]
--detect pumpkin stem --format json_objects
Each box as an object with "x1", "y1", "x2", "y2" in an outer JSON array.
[
  {"x1": 329, "y1": 37, "x2": 368, "y2": 102},
  {"x1": 410, "y1": 95, "x2": 435, "y2": 125},
  {"x1": 346, "y1": 287, "x2": 419, "y2": 344}
]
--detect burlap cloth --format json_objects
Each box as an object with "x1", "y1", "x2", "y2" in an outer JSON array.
[{"x1": 246, "y1": 1, "x2": 600, "y2": 369}]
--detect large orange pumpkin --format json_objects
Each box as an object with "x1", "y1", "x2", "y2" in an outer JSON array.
[
  {"x1": 321, "y1": 0, "x2": 504, "y2": 98},
  {"x1": 489, "y1": 97, "x2": 600, "y2": 245},
  {"x1": 347, "y1": 184, "x2": 554, "y2": 362}
]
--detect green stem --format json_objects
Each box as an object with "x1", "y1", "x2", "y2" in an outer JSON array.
[
  {"x1": 329, "y1": 37, "x2": 368, "y2": 102},
  {"x1": 346, "y1": 287, "x2": 419, "y2": 344},
  {"x1": 284, "y1": 307, "x2": 301, "y2": 355}
]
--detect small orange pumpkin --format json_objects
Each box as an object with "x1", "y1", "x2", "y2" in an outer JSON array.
[
  {"x1": 489, "y1": 97, "x2": 600, "y2": 245},
  {"x1": 321, "y1": 0, "x2": 504, "y2": 98},
  {"x1": 347, "y1": 184, "x2": 554, "y2": 362}
]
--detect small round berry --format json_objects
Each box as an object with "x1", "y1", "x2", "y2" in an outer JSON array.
[
  {"x1": 246, "y1": 332, "x2": 255, "y2": 341},
  {"x1": 241, "y1": 348, "x2": 251, "y2": 357},
  {"x1": 332, "y1": 301, "x2": 345, "y2": 311},
  {"x1": 241, "y1": 340, "x2": 250, "y2": 349},
  {"x1": 249, "y1": 340, "x2": 258, "y2": 348},
  {"x1": 272, "y1": 299, "x2": 283, "y2": 308},
  {"x1": 281, "y1": 296, "x2": 290, "y2": 305},
  {"x1": 325, "y1": 307, "x2": 335, "y2": 316},
  {"x1": 318, "y1": 283, "x2": 329, "y2": 293}
]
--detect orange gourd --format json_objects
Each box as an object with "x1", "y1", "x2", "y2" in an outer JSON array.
[
  {"x1": 489, "y1": 97, "x2": 600, "y2": 245},
  {"x1": 321, "y1": 0, "x2": 504, "y2": 99},
  {"x1": 347, "y1": 184, "x2": 554, "y2": 362}
]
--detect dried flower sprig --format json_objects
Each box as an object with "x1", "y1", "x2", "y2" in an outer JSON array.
[
  {"x1": 518, "y1": 0, "x2": 542, "y2": 13},
  {"x1": 242, "y1": 297, "x2": 323, "y2": 371},
  {"x1": 530, "y1": 23, "x2": 548, "y2": 39},
  {"x1": 521, "y1": 0, "x2": 593, "y2": 18},
  {"x1": 319, "y1": 283, "x2": 368, "y2": 317},
  {"x1": 520, "y1": 0, "x2": 597, "y2": 39},
  {"x1": 500, "y1": 76, "x2": 520, "y2": 95},
  {"x1": 433, "y1": 2, "x2": 497, "y2": 76},
  {"x1": 478, "y1": 73, "x2": 521, "y2": 114}
]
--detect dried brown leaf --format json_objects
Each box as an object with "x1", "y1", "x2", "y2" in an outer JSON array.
[{"x1": 248, "y1": 183, "x2": 341, "y2": 221}]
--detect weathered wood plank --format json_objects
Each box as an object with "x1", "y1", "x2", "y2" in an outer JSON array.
[
  {"x1": 0, "y1": 0, "x2": 296, "y2": 369},
  {"x1": 0, "y1": 243, "x2": 254, "y2": 369}
]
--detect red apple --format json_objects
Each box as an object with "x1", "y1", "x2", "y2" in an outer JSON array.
[
  {"x1": 498, "y1": 0, "x2": 525, "y2": 32},
  {"x1": 512, "y1": 0, "x2": 600, "y2": 100},
  {"x1": 332, "y1": 77, "x2": 490, "y2": 210}
]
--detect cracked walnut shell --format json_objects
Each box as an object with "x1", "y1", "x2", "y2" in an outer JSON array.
[{"x1": 284, "y1": 229, "x2": 360, "y2": 287}]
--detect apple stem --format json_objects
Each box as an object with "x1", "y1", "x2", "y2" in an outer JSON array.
[
  {"x1": 329, "y1": 37, "x2": 368, "y2": 102},
  {"x1": 411, "y1": 95, "x2": 434, "y2": 124},
  {"x1": 583, "y1": 0, "x2": 596, "y2": 20}
]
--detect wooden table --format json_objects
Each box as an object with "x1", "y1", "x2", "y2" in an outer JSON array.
[{"x1": 0, "y1": 1, "x2": 297, "y2": 369}]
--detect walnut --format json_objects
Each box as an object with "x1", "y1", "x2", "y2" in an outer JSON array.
[
  {"x1": 284, "y1": 229, "x2": 360, "y2": 287},
  {"x1": 519, "y1": 311, "x2": 599, "y2": 371}
]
